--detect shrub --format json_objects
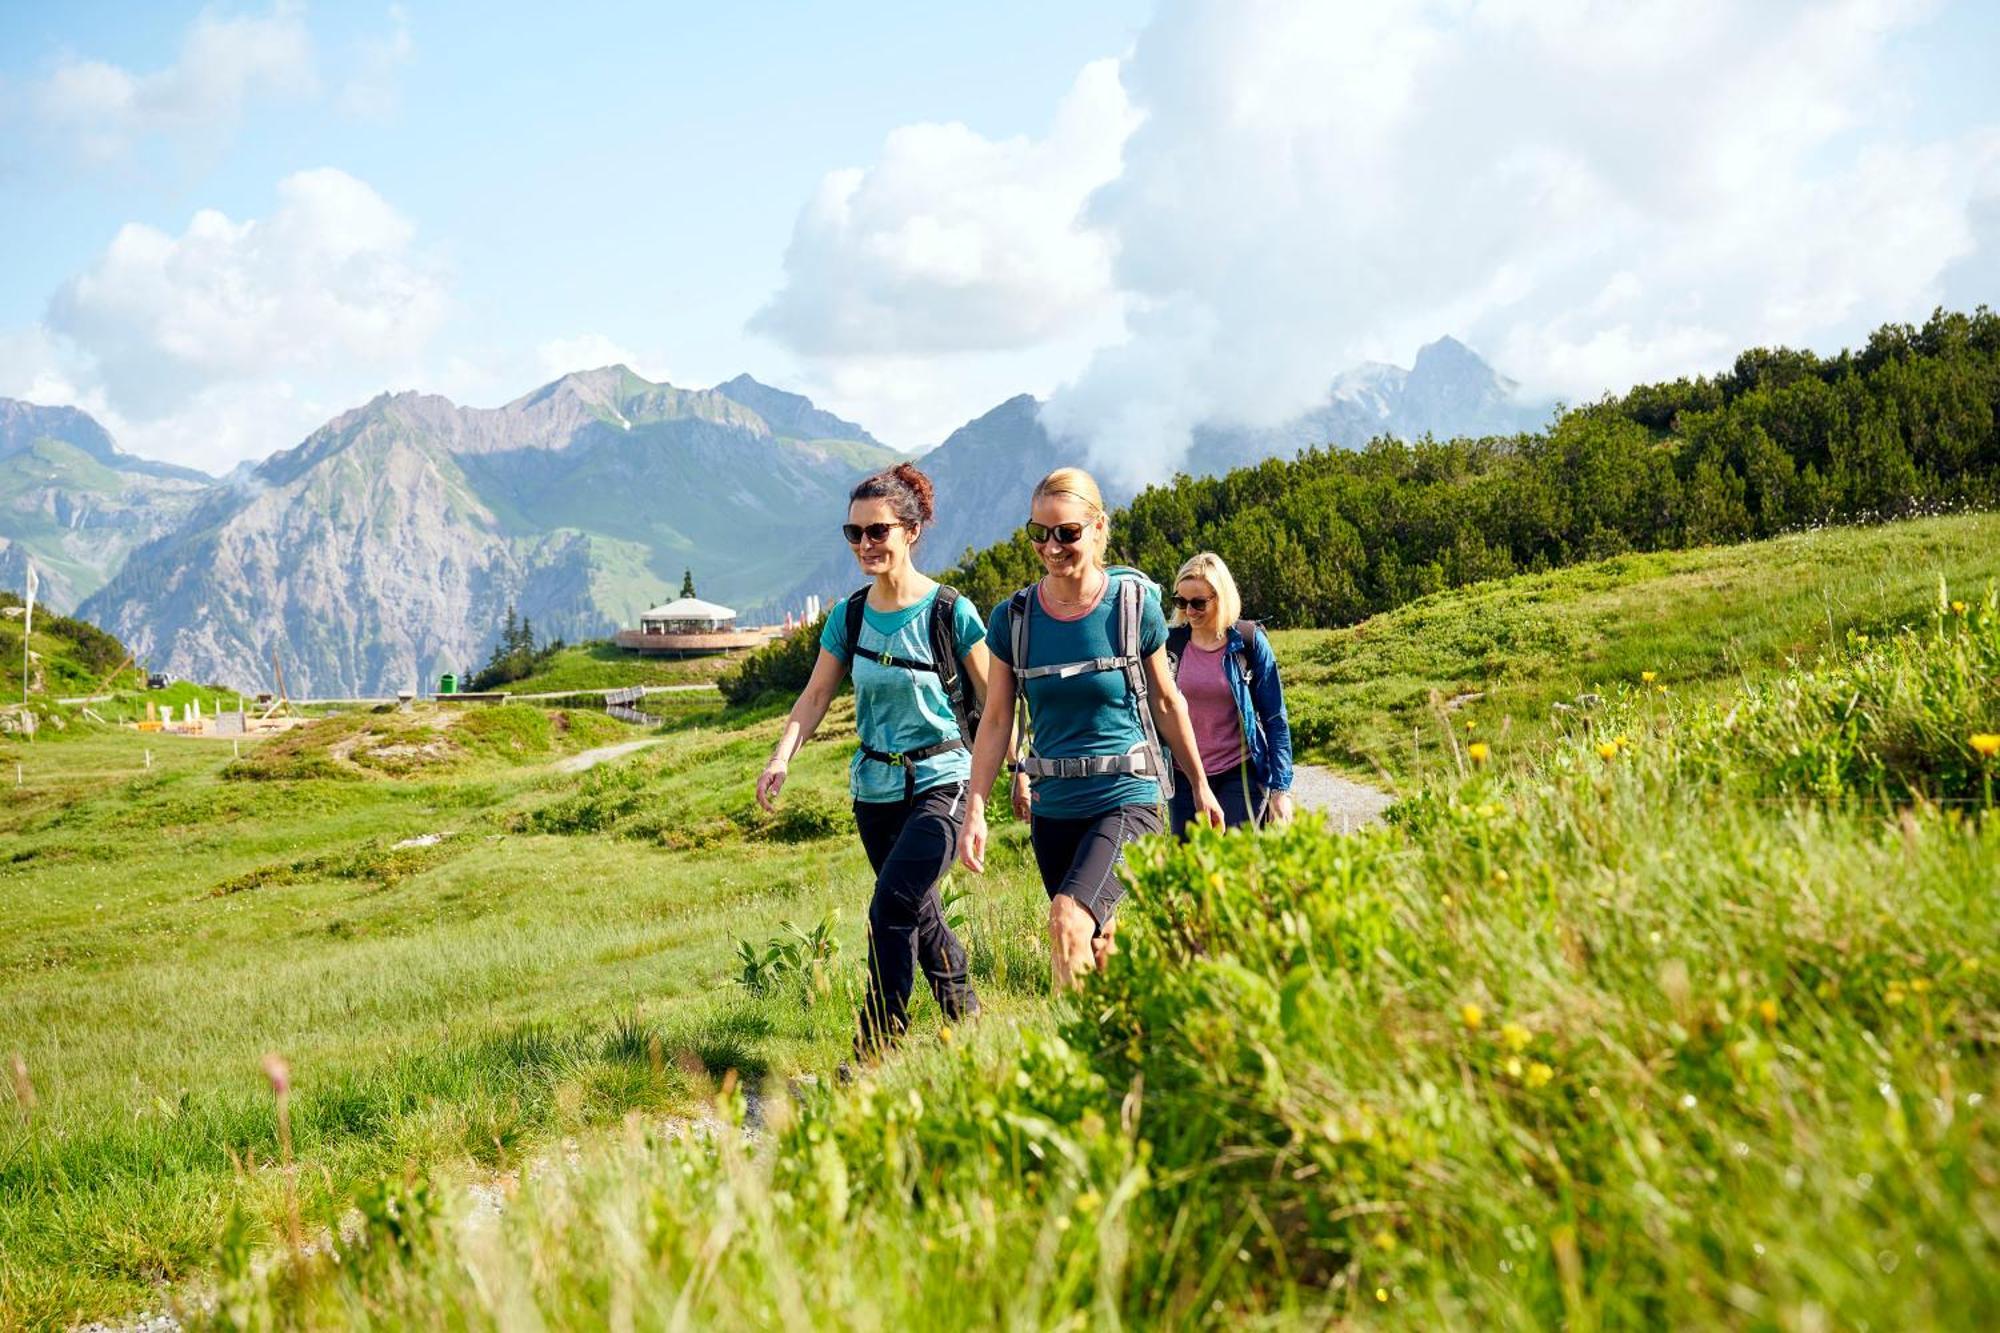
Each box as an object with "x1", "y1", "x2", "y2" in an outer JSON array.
[{"x1": 717, "y1": 616, "x2": 835, "y2": 705}]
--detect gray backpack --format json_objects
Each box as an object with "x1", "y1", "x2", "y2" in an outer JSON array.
[{"x1": 1006, "y1": 568, "x2": 1175, "y2": 799}]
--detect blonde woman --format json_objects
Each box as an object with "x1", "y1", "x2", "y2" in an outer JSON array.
[
  {"x1": 959, "y1": 467, "x2": 1223, "y2": 989},
  {"x1": 1164, "y1": 552, "x2": 1295, "y2": 836}
]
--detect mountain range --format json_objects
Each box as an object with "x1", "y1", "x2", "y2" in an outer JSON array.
[{"x1": 2, "y1": 337, "x2": 1541, "y2": 694}]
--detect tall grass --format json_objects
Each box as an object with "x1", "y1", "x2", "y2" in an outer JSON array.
[{"x1": 219, "y1": 587, "x2": 1999, "y2": 1328}]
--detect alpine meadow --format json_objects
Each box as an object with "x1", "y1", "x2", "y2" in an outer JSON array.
[{"x1": 5, "y1": 3, "x2": 2000, "y2": 1330}]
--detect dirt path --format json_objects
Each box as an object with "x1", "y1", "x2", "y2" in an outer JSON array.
[
  {"x1": 1286, "y1": 763, "x2": 1395, "y2": 829},
  {"x1": 555, "y1": 739, "x2": 667, "y2": 773}
]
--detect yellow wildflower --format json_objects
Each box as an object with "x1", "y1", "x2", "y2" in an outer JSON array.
[
  {"x1": 1460, "y1": 1003, "x2": 1485, "y2": 1030},
  {"x1": 1501, "y1": 1022, "x2": 1533, "y2": 1052},
  {"x1": 1505, "y1": 1055, "x2": 1525, "y2": 1079},
  {"x1": 1597, "y1": 741, "x2": 1620, "y2": 760},
  {"x1": 939, "y1": 1024, "x2": 953, "y2": 1044},
  {"x1": 1656, "y1": 684, "x2": 1669, "y2": 695},
  {"x1": 1491, "y1": 868, "x2": 1510, "y2": 885},
  {"x1": 1972, "y1": 733, "x2": 2000, "y2": 759},
  {"x1": 1951, "y1": 600, "x2": 1967, "y2": 615},
  {"x1": 1910, "y1": 978, "x2": 1932, "y2": 994},
  {"x1": 1468, "y1": 741, "x2": 1490, "y2": 764},
  {"x1": 1641, "y1": 670, "x2": 1657, "y2": 683},
  {"x1": 1525, "y1": 1061, "x2": 1554, "y2": 1089},
  {"x1": 1465, "y1": 718, "x2": 1477, "y2": 733},
  {"x1": 1757, "y1": 999, "x2": 1779, "y2": 1025}
]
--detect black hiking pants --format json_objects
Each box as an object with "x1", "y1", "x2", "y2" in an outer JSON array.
[{"x1": 852, "y1": 781, "x2": 978, "y2": 1051}]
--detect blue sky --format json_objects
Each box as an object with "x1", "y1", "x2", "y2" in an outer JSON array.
[{"x1": 3, "y1": 2, "x2": 1996, "y2": 477}]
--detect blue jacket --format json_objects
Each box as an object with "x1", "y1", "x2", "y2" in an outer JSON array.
[{"x1": 1165, "y1": 622, "x2": 1294, "y2": 793}]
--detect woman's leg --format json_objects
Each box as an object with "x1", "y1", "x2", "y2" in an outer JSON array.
[
  {"x1": 1031, "y1": 806, "x2": 1163, "y2": 990},
  {"x1": 1211, "y1": 763, "x2": 1266, "y2": 830},
  {"x1": 854, "y1": 785, "x2": 978, "y2": 1051},
  {"x1": 907, "y1": 785, "x2": 977, "y2": 1021},
  {"x1": 851, "y1": 798, "x2": 923, "y2": 1053}
]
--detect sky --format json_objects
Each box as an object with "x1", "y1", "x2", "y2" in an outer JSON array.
[{"x1": 2, "y1": 0, "x2": 1996, "y2": 479}]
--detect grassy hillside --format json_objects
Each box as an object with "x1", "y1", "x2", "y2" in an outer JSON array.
[
  {"x1": 213, "y1": 547, "x2": 2000, "y2": 1329},
  {"x1": 1277, "y1": 510, "x2": 2000, "y2": 782},
  {"x1": 3, "y1": 517, "x2": 1996, "y2": 1328},
  {"x1": 487, "y1": 640, "x2": 737, "y2": 695}
]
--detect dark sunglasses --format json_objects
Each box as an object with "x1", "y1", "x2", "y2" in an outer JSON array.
[
  {"x1": 1025, "y1": 520, "x2": 1088, "y2": 545},
  {"x1": 1172, "y1": 595, "x2": 1211, "y2": 612},
  {"x1": 842, "y1": 521, "x2": 905, "y2": 545}
]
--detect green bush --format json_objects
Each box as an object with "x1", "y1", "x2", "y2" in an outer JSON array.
[{"x1": 717, "y1": 616, "x2": 835, "y2": 705}]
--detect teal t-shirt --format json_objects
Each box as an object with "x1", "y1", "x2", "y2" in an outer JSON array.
[
  {"x1": 987, "y1": 573, "x2": 1167, "y2": 819},
  {"x1": 821, "y1": 585, "x2": 986, "y2": 803}
]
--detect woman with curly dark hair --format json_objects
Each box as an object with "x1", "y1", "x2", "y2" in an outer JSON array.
[{"x1": 757, "y1": 462, "x2": 990, "y2": 1057}]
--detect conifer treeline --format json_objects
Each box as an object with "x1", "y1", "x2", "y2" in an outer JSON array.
[{"x1": 941, "y1": 307, "x2": 2000, "y2": 626}]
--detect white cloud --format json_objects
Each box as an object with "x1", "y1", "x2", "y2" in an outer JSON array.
[
  {"x1": 1040, "y1": 0, "x2": 2000, "y2": 482},
  {"x1": 751, "y1": 59, "x2": 1137, "y2": 359},
  {"x1": 1, "y1": 169, "x2": 449, "y2": 473},
  {"x1": 47, "y1": 168, "x2": 448, "y2": 419},
  {"x1": 751, "y1": 0, "x2": 1999, "y2": 484},
  {"x1": 32, "y1": 1, "x2": 317, "y2": 161}
]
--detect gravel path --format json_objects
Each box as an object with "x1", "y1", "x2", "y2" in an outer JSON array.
[
  {"x1": 555, "y1": 738, "x2": 666, "y2": 773},
  {"x1": 1286, "y1": 763, "x2": 1395, "y2": 830}
]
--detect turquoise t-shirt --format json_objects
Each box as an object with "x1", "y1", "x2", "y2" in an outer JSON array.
[
  {"x1": 821, "y1": 585, "x2": 986, "y2": 804},
  {"x1": 986, "y1": 573, "x2": 1168, "y2": 819}
]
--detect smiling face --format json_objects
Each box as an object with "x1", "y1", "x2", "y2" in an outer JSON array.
[
  {"x1": 846, "y1": 496, "x2": 913, "y2": 578},
  {"x1": 1175, "y1": 576, "x2": 1219, "y2": 632},
  {"x1": 1028, "y1": 491, "x2": 1104, "y2": 579}
]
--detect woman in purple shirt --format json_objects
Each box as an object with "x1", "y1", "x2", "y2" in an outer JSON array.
[{"x1": 1163, "y1": 552, "x2": 1295, "y2": 836}]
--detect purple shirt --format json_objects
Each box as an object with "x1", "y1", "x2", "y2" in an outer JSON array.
[{"x1": 1177, "y1": 641, "x2": 1244, "y2": 775}]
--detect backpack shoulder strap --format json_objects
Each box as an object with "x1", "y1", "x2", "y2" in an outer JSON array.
[
  {"x1": 841, "y1": 588, "x2": 869, "y2": 667},
  {"x1": 1233, "y1": 620, "x2": 1261, "y2": 682},
  {"x1": 1117, "y1": 575, "x2": 1175, "y2": 798},
  {"x1": 1164, "y1": 623, "x2": 1192, "y2": 677}
]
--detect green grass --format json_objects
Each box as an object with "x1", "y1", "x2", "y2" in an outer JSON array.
[
  {"x1": 1277, "y1": 510, "x2": 2000, "y2": 783},
  {"x1": 487, "y1": 640, "x2": 734, "y2": 695},
  {"x1": 228, "y1": 571, "x2": 2000, "y2": 1331},
  {"x1": 0, "y1": 694, "x2": 1058, "y2": 1328},
  {"x1": 5, "y1": 514, "x2": 1998, "y2": 1329}
]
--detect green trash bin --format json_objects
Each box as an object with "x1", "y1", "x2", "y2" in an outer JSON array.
[{"x1": 439, "y1": 673, "x2": 457, "y2": 695}]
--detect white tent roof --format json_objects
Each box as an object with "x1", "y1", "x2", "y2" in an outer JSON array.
[{"x1": 641, "y1": 596, "x2": 736, "y2": 620}]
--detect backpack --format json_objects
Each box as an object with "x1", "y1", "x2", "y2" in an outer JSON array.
[
  {"x1": 840, "y1": 585, "x2": 982, "y2": 796},
  {"x1": 1006, "y1": 567, "x2": 1175, "y2": 799},
  {"x1": 1164, "y1": 621, "x2": 1261, "y2": 687}
]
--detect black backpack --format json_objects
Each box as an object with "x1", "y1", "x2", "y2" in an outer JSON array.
[{"x1": 842, "y1": 585, "x2": 982, "y2": 748}]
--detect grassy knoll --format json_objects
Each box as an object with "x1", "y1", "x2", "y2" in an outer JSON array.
[
  {"x1": 236, "y1": 583, "x2": 2000, "y2": 1330},
  {"x1": 486, "y1": 640, "x2": 736, "y2": 694},
  {"x1": 1277, "y1": 510, "x2": 2000, "y2": 783},
  {"x1": 0, "y1": 699, "x2": 1054, "y2": 1327}
]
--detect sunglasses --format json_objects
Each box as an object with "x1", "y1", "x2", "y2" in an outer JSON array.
[
  {"x1": 842, "y1": 521, "x2": 905, "y2": 545},
  {"x1": 1172, "y1": 595, "x2": 1211, "y2": 612},
  {"x1": 1025, "y1": 520, "x2": 1089, "y2": 546}
]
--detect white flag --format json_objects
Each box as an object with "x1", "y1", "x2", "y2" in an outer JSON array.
[{"x1": 21, "y1": 560, "x2": 35, "y2": 641}]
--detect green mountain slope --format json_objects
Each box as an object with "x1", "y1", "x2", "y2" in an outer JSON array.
[{"x1": 0, "y1": 400, "x2": 214, "y2": 611}]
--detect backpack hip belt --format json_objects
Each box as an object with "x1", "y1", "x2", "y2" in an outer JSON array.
[{"x1": 859, "y1": 737, "x2": 968, "y2": 802}]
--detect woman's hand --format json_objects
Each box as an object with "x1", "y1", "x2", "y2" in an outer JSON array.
[
  {"x1": 1265, "y1": 790, "x2": 1295, "y2": 826},
  {"x1": 1011, "y1": 771, "x2": 1034, "y2": 821},
  {"x1": 959, "y1": 800, "x2": 990, "y2": 873},
  {"x1": 755, "y1": 758, "x2": 788, "y2": 813},
  {"x1": 1194, "y1": 781, "x2": 1226, "y2": 829}
]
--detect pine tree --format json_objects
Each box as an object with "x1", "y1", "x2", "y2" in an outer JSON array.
[{"x1": 681, "y1": 569, "x2": 697, "y2": 599}]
